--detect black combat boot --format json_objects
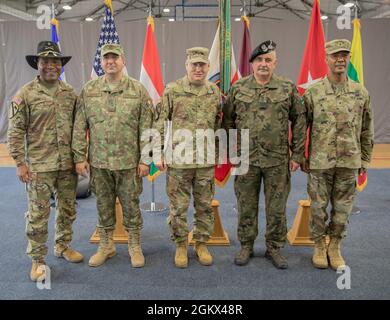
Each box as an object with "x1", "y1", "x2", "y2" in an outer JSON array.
[{"x1": 265, "y1": 247, "x2": 288, "y2": 269}]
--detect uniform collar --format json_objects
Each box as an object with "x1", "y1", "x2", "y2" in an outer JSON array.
[
  {"x1": 248, "y1": 74, "x2": 279, "y2": 89},
  {"x1": 34, "y1": 76, "x2": 71, "y2": 95},
  {"x1": 182, "y1": 76, "x2": 212, "y2": 96},
  {"x1": 100, "y1": 75, "x2": 130, "y2": 93},
  {"x1": 324, "y1": 76, "x2": 354, "y2": 94}
]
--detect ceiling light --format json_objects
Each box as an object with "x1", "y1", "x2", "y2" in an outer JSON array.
[
  {"x1": 63, "y1": 5, "x2": 72, "y2": 10},
  {"x1": 168, "y1": 18, "x2": 175, "y2": 22},
  {"x1": 85, "y1": 17, "x2": 93, "y2": 21},
  {"x1": 235, "y1": 17, "x2": 241, "y2": 21},
  {"x1": 163, "y1": 8, "x2": 170, "y2": 13},
  {"x1": 321, "y1": 15, "x2": 328, "y2": 20}
]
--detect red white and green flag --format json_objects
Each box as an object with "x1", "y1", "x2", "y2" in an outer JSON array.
[{"x1": 139, "y1": 16, "x2": 164, "y2": 182}]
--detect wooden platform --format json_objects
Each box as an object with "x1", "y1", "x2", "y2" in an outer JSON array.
[{"x1": 1, "y1": 143, "x2": 390, "y2": 167}]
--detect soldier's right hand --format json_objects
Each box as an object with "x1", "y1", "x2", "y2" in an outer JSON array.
[
  {"x1": 155, "y1": 161, "x2": 167, "y2": 171},
  {"x1": 16, "y1": 164, "x2": 32, "y2": 183},
  {"x1": 301, "y1": 159, "x2": 310, "y2": 173},
  {"x1": 76, "y1": 161, "x2": 90, "y2": 177}
]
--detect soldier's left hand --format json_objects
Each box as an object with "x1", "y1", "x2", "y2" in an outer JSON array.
[
  {"x1": 359, "y1": 167, "x2": 367, "y2": 175},
  {"x1": 138, "y1": 163, "x2": 150, "y2": 177},
  {"x1": 289, "y1": 160, "x2": 300, "y2": 172}
]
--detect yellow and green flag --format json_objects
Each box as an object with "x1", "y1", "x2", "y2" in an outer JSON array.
[
  {"x1": 347, "y1": 19, "x2": 364, "y2": 86},
  {"x1": 348, "y1": 18, "x2": 367, "y2": 192}
]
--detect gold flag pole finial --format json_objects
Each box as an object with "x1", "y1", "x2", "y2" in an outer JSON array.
[
  {"x1": 147, "y1": 2, "x2": 154, "y2": 31},
  {"x1": 105, "y1": 0, "x2": 113, "y2": 13}
]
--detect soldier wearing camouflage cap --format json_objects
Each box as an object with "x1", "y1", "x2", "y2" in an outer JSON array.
[
  {"x1": 72, "y1": 43, "x2": 153, "y2": 268},
  {"x1": 303, "y1": 39, "x2": 374, "y2": 270},
  {"x1": 154, "y1": 47, "x2": 221, "y2": 268},
  {"x1": 7, "y1": 41, "x2": 83, "y2": 282},
  {"x1": 223, "y1": 40, "x2": 306, "y2": 269}
]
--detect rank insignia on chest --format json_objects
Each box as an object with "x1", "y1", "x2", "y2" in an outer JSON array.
[{"x1": 259, "y1": 96, "x2": 268, "y2": 109}]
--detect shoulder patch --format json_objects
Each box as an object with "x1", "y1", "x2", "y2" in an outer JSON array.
[
  {"x1": 9, "y1": 101, "x2": 23, "y2": 119},
  {"x1": 12, "y1": 96, "x2": 23, "y2": 106}
]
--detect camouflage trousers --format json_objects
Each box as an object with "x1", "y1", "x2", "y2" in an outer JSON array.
[
  {"x1": 166, "y1": 167, "x2": 215, "y2": 244},
  {"x1": 91, "y1": 167, "x2": 143, "y2": 231},
  {"x1": 26, "y1": 169, "x2": 77, "y2": 260},
  {"x1": 234, "y1": 164, "x2": 290, "y2": 249},
  {"x1": 308, "y1": 168, "x2": 358, "y2": 241}
]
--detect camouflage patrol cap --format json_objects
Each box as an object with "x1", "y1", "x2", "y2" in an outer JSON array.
[
  {"x1": 186, "y1": 47, "x2": 209, "y2": 64},
  {"x1": 249, "y1": 40, "x2": 276, "y2": 62},
  {"x1": 325, "y1": 39, "x2": 351, "y2": 54},
  {"x1": 101, "y1": 43, "x2": 124, "y2": 57}
]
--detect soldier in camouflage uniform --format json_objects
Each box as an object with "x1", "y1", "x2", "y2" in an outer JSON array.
[
  {"x1": 72, "y1": 44, "x2": 153, "y2": 268},
  {"x1": 7, "y1": 41, "x2": 83, "y2": 282},
  {"x1": 223, "y1": 41, "x2": 306, "y2": 269},
  {"x1": 154, "y1": 47, "x2": 221, "y2": 268},
  {"x1": 303, "y1": 39, "x2": 374, "y2": 270}
]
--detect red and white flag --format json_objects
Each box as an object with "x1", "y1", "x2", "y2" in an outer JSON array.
[
  {"x1": 296, "y1": 0, "x2": 328, "y2": 159},
  {"x1": 297, "y1": 0, "x2": 327, "y2": 95},
  {"x1": 139, "y1": 16, "x2": 164, "y2": 106}
]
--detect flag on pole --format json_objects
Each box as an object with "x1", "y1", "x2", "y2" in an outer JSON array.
[
  {"x1": 296, "y1": 0, "x2": 328, "y2": 159},
  {"x1": 139, "y1": 16, "x2": 164, "y2": 182},
  {"x1": 219, "y1": 0, "x2": 232, "y2": 96},
  {"x1": 348, "y1": 18, "x2": 367, "y2": 192},
  {"x1": 297, "y1": 0, "x2": 327, "y2": 95},
  {"x1": 91, "y1": 0, "x2": 127, "y2": 79},
  {"x1": 239, "y1": 16, "x2": 252, "y2": 77},
  {"x1": 208, "y1": 23, "x2": 238, "y2": 187},
  {"x1": 207, "y1": 23, "x2": 240, "y2": 89},
  {"x1": 348, "y1": 19, "x2": 364, "y2": 86},
  {"x1": 50, "y1": 18, "x2": 66, "y2": 81}
]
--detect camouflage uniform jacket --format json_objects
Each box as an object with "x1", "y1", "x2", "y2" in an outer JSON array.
[
  {"x1": 155, "y1": 76, "x2": 221, "y2": 169},
  {"x1": 7, "y1": 77, "x2": 77, "y2": 172},
  {"x1": 223, "y1": 74, "x2": 306, "y2": 168},
  {"x1": 72, "y1": 75, "x2": 153, "y2": 170},
  {"x1": 304, "y1": 77, "x2": 374, "y2": 169}
]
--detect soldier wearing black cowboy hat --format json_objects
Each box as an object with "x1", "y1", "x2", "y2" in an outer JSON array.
[{"x1": 8, "y1": 41, "x2": 84, "y2": 282}]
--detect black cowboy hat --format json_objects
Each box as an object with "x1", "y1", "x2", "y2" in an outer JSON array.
[{"x1": 26, "y1": 41, "x2": 71, "y2": 70}]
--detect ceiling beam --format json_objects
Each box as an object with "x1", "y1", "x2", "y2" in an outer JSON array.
[{"x1": 0, "y1": 3, "x2": 37, "y2": 20}]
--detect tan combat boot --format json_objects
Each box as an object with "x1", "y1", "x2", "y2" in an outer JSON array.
[
  {"x1": 128, "y1": 230, "x2": 145, "y2": 268},
  {"x1": 194, "y1": 242, "x2": 213, "y2": 266},
  {"x1": 328, "y1": 237, "x2": 346, "y2": 270},
  {"x1": 312, "y1": 237, "x2": 328, "y2": 269},
  {"x1": 54, "y1": 244, "x2": 84, "y2": 263},
  {"x1": 234, "y1": 244, "x2": 254, "y2": 266},
  {"x1": 88, "y1": 229, "x2": 116, "y2": 267},
  {"x1": 175, "y1": 241, "x2": 188, "y2": 268},
  {"x1": 30, "y1": 259, "x2": 46, "y2": 282}
]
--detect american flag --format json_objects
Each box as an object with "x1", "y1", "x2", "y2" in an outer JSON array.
[{"x1": 91, "y1": 0, "x2": 127, "y2": 78}]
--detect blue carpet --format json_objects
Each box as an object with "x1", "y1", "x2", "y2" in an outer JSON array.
[{"x1": 0, "y1": 167, "x2": 389, "y2": 300}]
